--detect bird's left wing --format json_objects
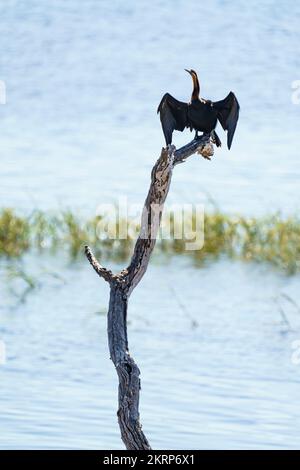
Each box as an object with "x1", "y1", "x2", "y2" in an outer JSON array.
[
  {"x1": 157, "y1": 93, "x2": 189, "y2": 145},
  {"x1": 213, "y1": 92, "x2": 240, "y2": 149}
]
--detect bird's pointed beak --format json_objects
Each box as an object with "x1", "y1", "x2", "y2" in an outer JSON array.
[{"x1": 184, "y1": 68, "x2": 192, "y2": 75}]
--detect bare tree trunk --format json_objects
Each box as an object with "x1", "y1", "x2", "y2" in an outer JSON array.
[{"x1": 85, "y1": 135, "x2": 213, "y2": 450}]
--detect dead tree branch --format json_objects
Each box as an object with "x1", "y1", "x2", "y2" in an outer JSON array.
[{"x1": 85, "y1": 135, "x2": 213, "y2": 450}]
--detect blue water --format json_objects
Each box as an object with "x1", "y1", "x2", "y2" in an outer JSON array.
[{"x1": 1, "y1": 0, "x2": 300, "y2": 450}]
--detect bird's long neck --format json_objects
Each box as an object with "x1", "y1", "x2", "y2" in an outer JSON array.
[{"x1": 191, "y1": 72, "x2": 200, "y2": 101}]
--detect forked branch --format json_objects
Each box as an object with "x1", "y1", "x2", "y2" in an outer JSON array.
[{"x1": 85, "y1": 134, "x2": 213, "y2": 450}]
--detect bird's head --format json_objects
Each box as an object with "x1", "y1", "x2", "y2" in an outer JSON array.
[{"x1": 184, "y1": 69, "x2": 197, "y2": 77}]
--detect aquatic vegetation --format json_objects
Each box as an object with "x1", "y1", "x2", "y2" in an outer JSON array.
[{"x1": 0, "y1": 208, "x2": 300, "y2": 274}]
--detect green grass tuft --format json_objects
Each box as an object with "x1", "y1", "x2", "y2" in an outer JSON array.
[{"x1": 0, "y1": 208, "x2": 300, "y2": 274}]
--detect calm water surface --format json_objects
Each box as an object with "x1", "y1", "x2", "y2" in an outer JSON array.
[
  {"x1": 0, "y1": 0, "x2": 300, "y2": 214},
  {"x1": 1, "y1": 257, "x2": 300, "y2": 449}
]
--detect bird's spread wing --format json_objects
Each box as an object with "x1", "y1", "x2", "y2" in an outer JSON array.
[
  {"x1": 213, "y1": 92, "x2": 240, "y2": 149},
  {"x1": 157, "y1": 93, "x2": 189, "y2": 145}
]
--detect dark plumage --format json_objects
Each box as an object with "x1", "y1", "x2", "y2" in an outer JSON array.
[{"x1": 157, "y1": 69, "x2": 240, "y2": 149}]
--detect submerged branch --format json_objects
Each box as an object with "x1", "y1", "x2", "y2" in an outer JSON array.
[{"x1": 84, "y1": 245, "x2": 113, "y2": 283}]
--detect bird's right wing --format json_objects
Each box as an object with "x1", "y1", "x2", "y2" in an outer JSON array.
[
  {"x1": 157, "y1": 93, "x2": 189, "y2": 145},
  {"x1": 213, "y1": 91, "x2": 240, "y2": 149}
]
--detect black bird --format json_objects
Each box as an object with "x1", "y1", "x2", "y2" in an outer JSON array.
[{"x1": 157, "y1": 69, "x2": 239, "y2": 149}]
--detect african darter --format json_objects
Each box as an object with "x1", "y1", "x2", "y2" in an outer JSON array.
[{"x1": 157, "y1": 69, "x2": 239, "y2": 149}]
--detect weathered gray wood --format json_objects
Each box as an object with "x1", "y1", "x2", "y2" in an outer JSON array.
[{"x1": 85, "y1": 135, "x2": 212, "y2": 450}]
